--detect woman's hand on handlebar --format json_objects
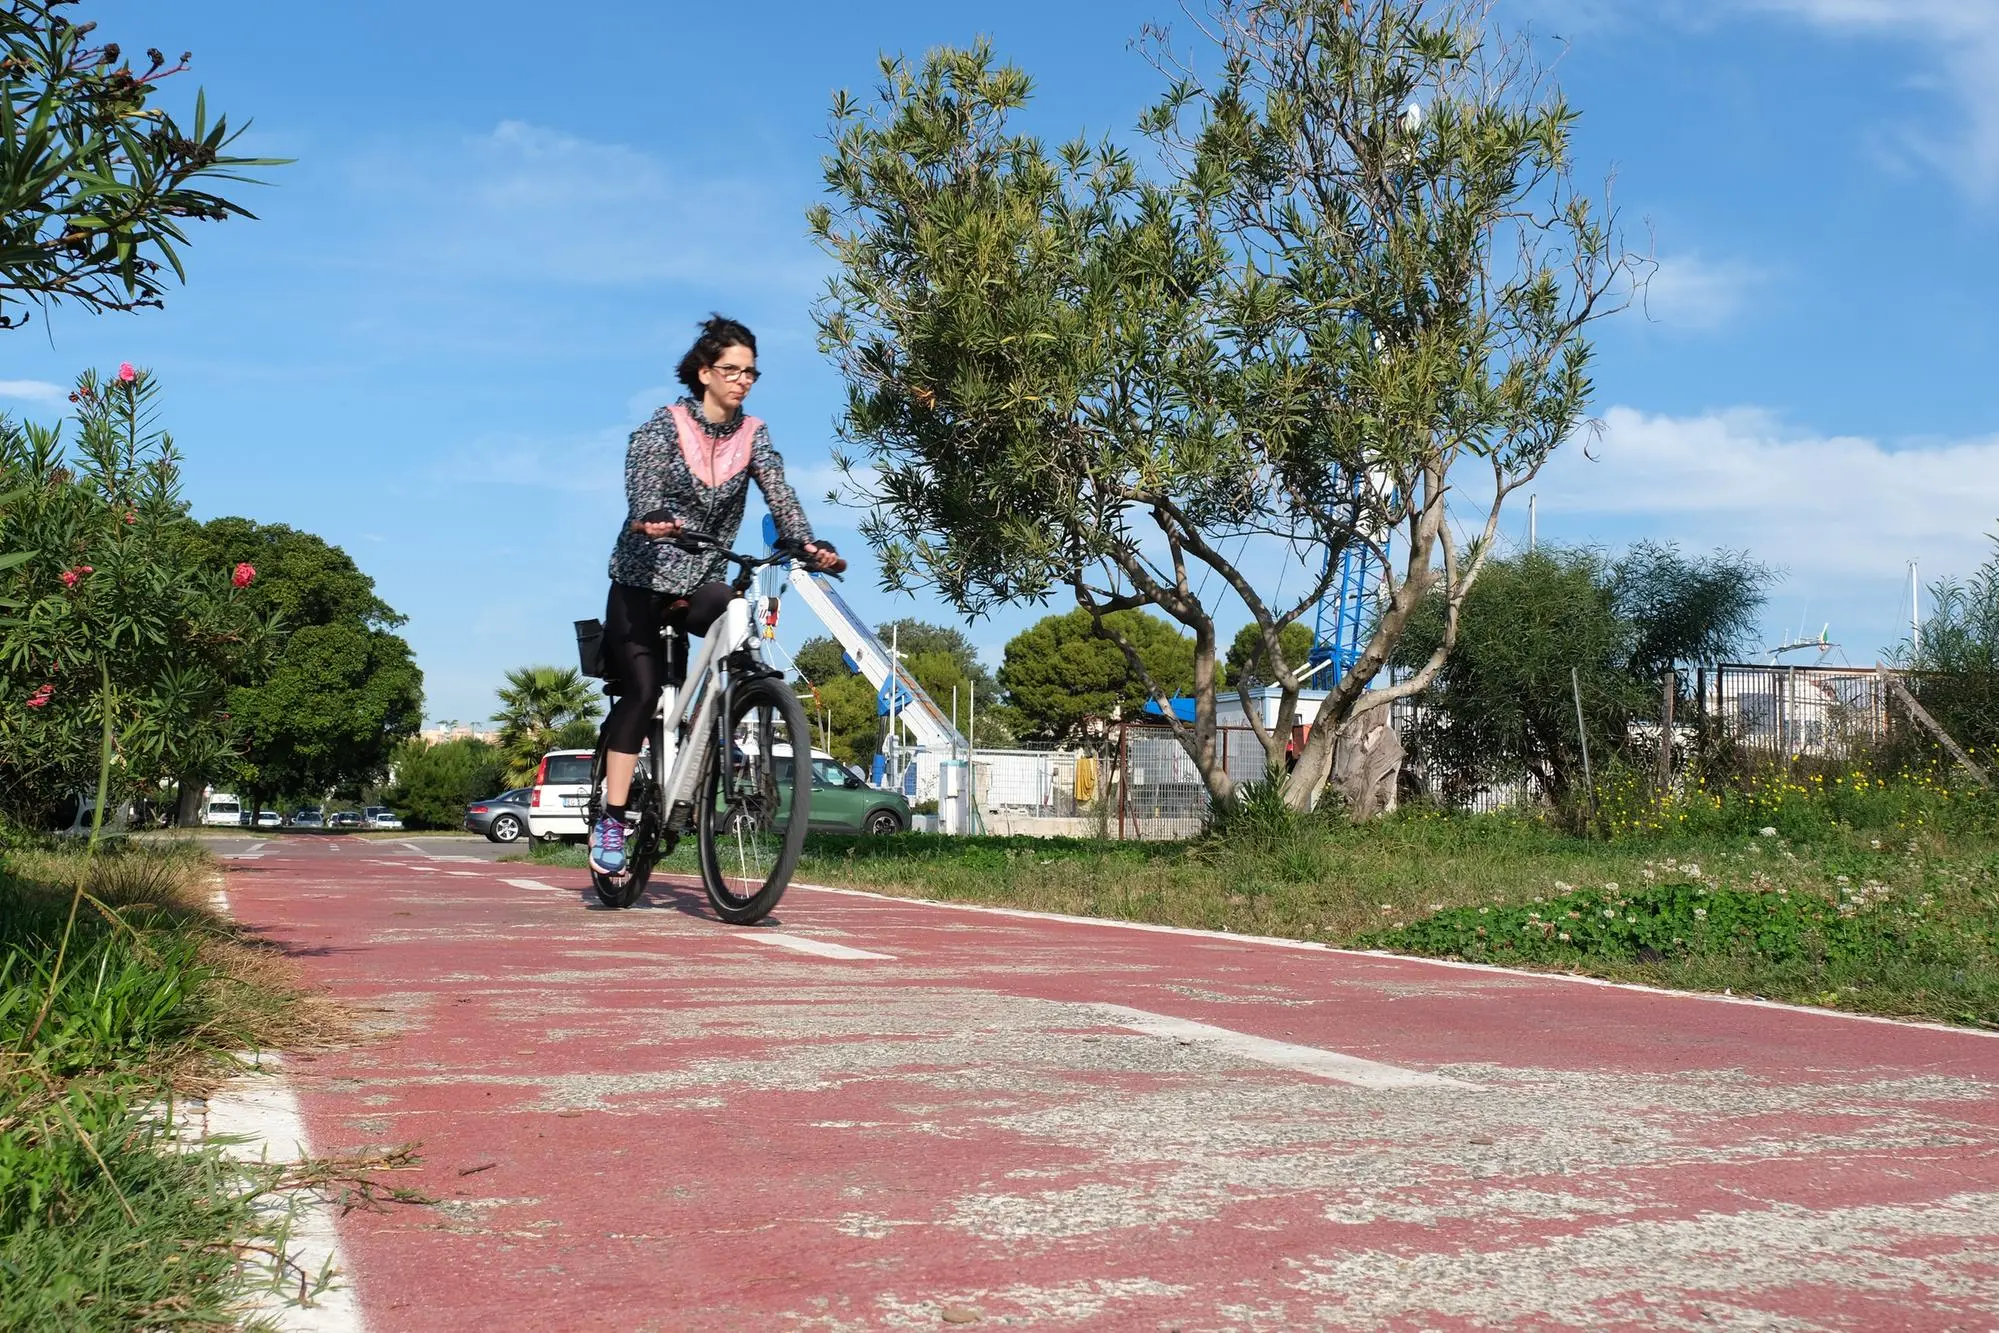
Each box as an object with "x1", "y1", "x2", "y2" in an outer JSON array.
[
  {"x1": 803, "y1": 541, "x2": 846, "y2": 575},
  {"x1": 632, "y1": 514, "x2": 681, "y2": 540}
]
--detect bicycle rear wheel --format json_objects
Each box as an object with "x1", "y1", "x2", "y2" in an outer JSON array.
[
  {"x1": 697, "y1": 677, "x2": 809, "y2": 925},
  {"x1": 588, "y1": 728, "x2": 660, "y2": 909}
]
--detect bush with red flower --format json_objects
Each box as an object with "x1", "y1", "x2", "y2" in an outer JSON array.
[{"x1": 0, "y1": 366, "x2": 278, "y2": 828}]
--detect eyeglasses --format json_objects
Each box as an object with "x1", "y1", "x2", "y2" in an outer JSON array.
[{"x1": 709, "y1": 364, "x2": 761, "y2": 384}]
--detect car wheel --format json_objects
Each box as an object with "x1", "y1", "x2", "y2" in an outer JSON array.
[
  {"x1": 864, "y1": 808, "x2": 905, "y2": 836},
  {"x1": 489, "y1": 813, "x2": 523, "y2": 843}
]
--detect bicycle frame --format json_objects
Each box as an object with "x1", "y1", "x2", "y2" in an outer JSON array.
[{"x1": 642, "y1": 589, "x2": 760, "y2": 830}]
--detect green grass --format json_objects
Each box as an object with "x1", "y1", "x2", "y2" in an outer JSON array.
[
  {"x1": 522, "y1": 774, "x2": 1999, "y2": 1029},
  {"x1": 1, "y1": 839, "x2": 329, "y2": 1330}
]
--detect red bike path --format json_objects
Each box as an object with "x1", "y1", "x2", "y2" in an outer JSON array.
[{"x1": 219, "y1": 837, "x2": 1999, "y2": 1331}]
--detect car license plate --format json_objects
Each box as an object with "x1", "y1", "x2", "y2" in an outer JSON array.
[{"x1": 561, "y1": 795, "x2": 586, "y2": 808}]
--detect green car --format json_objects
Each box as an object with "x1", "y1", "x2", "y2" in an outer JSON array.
[{"x1": 772, "y1": 748, "x2": 910, "y2": 835}]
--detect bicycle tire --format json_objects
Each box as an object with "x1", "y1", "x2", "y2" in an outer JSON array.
[
  {"x1": 697, "y1": 676, "x2": 810, "y2": 925},
  {"x1": 587, "y1": 729, "x2": 658, "y2": 908}
]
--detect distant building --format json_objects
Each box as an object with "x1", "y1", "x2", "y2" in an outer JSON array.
[{"x1": 418, "y1": 723, "x2": 501, "y2": 746}]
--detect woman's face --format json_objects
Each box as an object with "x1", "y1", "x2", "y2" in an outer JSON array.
[{"x1": 698, "y1": 343, "x2": 758, "y2": 412}]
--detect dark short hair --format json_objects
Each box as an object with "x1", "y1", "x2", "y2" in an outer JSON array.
[{"x1": 676, "y1": 314, "x2": 758, "y2": 396}]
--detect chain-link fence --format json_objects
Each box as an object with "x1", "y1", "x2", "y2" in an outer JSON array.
[
  {"x1": 959, "y1": 725, "x2": 1279, "y2": 839},
  {"x1": 1693, "y1": 664, "x2": 1892, "y2": 760}
]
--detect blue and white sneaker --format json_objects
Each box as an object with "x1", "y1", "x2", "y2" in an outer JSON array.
[{"x1": 589, "y1": 816, "x2": 627, "y2": 875}]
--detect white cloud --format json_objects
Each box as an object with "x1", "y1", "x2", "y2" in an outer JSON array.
[
  {"x1": 354, "y1": 121, "x2": 823, "y2": 293},
  {"x1": 1536, "y1": 405, "x2": 1999, "y2": 655},
  {"x1": 1739, "y1": 0, "x2": 1999, "y2": 197},
  {"x1": 0, "y1": 379, "x2": 66, "y2": 407},
  {"x1": 1637, "y1": 253, "x2": 1766, "y2": 332}
]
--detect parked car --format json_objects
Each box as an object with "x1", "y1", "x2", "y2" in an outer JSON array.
[
  {"x1": 362, "y1": 806, "x2": 403, "y2": 831},
  {"x1": 328, "y1": 810, "x2": 363, "y2": 830},
  {"x1": 464, "y1": 788, "x2": 531, "y2": 843},
  {"x1": 527, "y1": 750, "x2": 594, "y2": 842},
  {"x1": 784, "y1": 748, "x2": 909, "y2": 835},
  {"x1": 291, "y1": 808, "x2": 324, "y2": 828},
  {"x1": 255, "y1": 810, "x2": 282, "y2": 828},
  {"x1": 746, "y1": 744, "x2": 909, "y2": 835},
  {"x1": 202, "y1": 794, "x2": 243, "y2": 828}
]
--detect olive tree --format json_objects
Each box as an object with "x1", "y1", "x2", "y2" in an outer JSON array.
[{"x1": 812, "y1": 0, "x2": 1628, "y2": 811}]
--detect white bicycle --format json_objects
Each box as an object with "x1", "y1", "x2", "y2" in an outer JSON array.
[{"x1": 577, "y1": 533, "x2": 820, "y2": 923}]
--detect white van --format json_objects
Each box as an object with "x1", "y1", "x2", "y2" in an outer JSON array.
[
  {"x1": 202, "y1": 794, "x2": 244, "y2": 828},
  {"x1": 526, "y1": 750, "x2": 594, "y2": 841}
]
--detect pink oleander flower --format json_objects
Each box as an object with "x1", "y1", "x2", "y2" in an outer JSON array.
[
  {"x1": 118, "y1": 362, "x2": 137, "y2": 383},
  {"x1": 26, "y1": 683, "x2": 54, "y2": 708},
  {"x1": 123, "y1": 511, "x2": 137, "y2": 524},
  {"x1": 231, "y1": 562, "x2": 256, "y2": 589},
  {"x1": 59, "y1": 564, "x2": 93, "y2": 590}
]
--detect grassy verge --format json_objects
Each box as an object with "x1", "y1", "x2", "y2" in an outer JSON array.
[
  {"x1": 524, "y1": 778, "x2": 1999, "y2": 1029},
  {"x1": 0, "y1": 838, "x2": 346, "y2": 1330}
]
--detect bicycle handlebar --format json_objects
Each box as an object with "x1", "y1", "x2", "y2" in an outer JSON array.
[{"x1": 659, "y1": 530, "x2": 847, "y2": 582}]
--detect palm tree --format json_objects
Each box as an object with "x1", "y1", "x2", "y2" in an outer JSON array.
[{"x1": 492, "y1": 665, "x2": 602, "y2": 787}]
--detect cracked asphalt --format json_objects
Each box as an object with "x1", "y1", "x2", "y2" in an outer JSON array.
[{"x1": 215, "y1": 835, "x2": 1999, "y2": 1331}]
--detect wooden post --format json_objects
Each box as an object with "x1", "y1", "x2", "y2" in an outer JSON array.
[
  {"x1": 1117, "y1": 718, "x2": 1131, "y2": 841},
  {"x1": 1571, "y1": 667, "x2": 1593, "y2": 812},
  {"x1": 1657, "y1": 669, "x2": 1676, "y2": 793},
  {"x1": 1880, "y1": 668, "x2": 1990, "y2": 787}
]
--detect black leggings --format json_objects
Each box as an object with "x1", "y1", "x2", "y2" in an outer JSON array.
[{"x1": 601, "y1": 581, "x2": 733, "y2": 754}]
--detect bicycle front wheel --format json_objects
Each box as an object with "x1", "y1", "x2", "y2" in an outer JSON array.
[{"x1": 697, "y1": 677, "x2": 810, "y2": 925}]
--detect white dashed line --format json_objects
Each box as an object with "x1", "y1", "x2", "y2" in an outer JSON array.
[
  {"x1": 442, "y1": 870, "x2": 480, "y2": 877},
  {"x1": 505, "y1": 879, "x2": 570, "y2": 893},
  {"x1": 745, "y1": 933, "x2": 896, "y2": 961},
  {"x1": 1097, "y1": 1004, "x2": 1479, "y2": 1091}
]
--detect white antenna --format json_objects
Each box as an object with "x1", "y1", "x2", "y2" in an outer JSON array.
[{"x1": 1527, "y1": 494, "x2": 1537, "y2": 551}]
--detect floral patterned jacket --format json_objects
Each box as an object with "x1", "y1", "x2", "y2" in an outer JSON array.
[{"x1": 606, "y1": 396, "x2": 816, "y2": 593}]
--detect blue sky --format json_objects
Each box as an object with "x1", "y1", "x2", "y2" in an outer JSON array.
[{"x1": 5, "y1": 0, "x2": 1997, "y2": 724}]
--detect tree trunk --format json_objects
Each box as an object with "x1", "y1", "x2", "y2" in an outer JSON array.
[
  {"x1": 175, "y1": 775, "x2": 203, "y2": 827},
  {"x1": 1327, "y1": 710, "x2": 1403, "y2": 820}
]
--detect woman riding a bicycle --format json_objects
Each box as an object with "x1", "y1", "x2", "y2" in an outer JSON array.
[{"x1": 594, "y1": 314, "x2": 840, "y2": 876}]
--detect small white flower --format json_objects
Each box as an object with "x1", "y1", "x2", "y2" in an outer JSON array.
[
  {"x1": 1625, "y1": 914, "x2": 1636, "y2": 922},
  {"x1": 1602, "y1": 908, "x2": 1616, "y2": 918},
  {"x1": 1557, "y1": 931, "x2": 1571, "y2": 941},
  {"x1": 1693, "y1": 907, "x2": 1707, "y2": 919},
  {"x1": 1603, "y1": 882, "x2": 1619, "y2": 892},
  {"x1": 1835, "y1": 875, "x2": 1850, "y2": 884},
  {"x1": 1759, "y1": 827, "x2": 1777, "y2": 837},
  {"x1": 1479, "y1": 907, "x2": 1490, "y2": 915},
  {"x1": 1682, "y1": 864, "x2": 1701, "y2": 878}
]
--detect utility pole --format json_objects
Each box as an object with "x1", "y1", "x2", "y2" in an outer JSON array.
[
  {"x1": 1910, "y1": 559, "x2": 1921, "y2": 657},
  {"x1": 1527, "y1": 494, "x2": 1537, "y2": 552}
]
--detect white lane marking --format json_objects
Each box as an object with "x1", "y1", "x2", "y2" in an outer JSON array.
[
  {"x1": 221, "y1": 839, "x2": 267, "y2": 861},
  {"x1": 795, "y1": 881, "x2": 1325, "y2": 950},
  {"x1": 198, "y1": 1059, "x2": 368, "y2": 1332},
  {"x1": 795, "y1": 882, "x2": 1999, "y2": 1040},
  {"x1": 745, "y1": 933, "x2": 896, "y2": 961},
  {"x1": 1099, "y1": 1004, "x2": 1479, "y2": 1091},
  {"x1": 442, "y1": 870, "x2": 479, "y2": 877},
  {"x1": 505, "y1": 878, "x2": 570, "y2": 893},
  {"x1": 395, "y1": 841, "x2": 485, "y2": 861}
]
